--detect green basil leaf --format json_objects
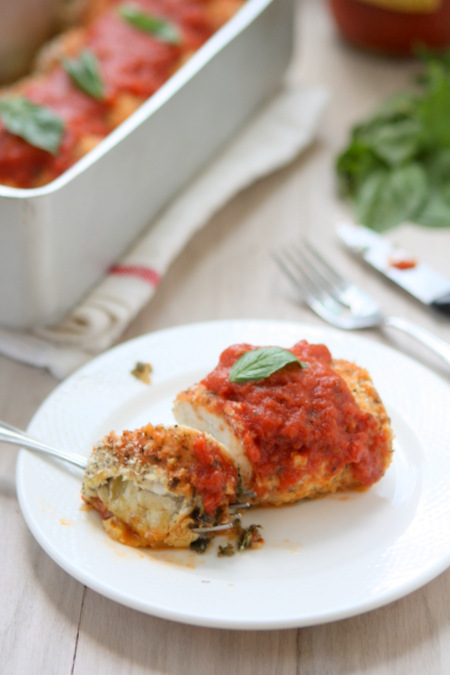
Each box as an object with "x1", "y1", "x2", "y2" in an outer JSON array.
[
  {"x1": 355, "y1": 163, "x2": 428, "y2": 232},
  {"x1": 424, "y1": 147, "x2": 450, "y2": 186},
  {"x1": 119, "y1": 4, "x2": 181, "y2": 44},
  {"x1": 409, "y1": 75, "x2": 450, "y2": 229},
  {"x1": 63, "y1": 49, "x2": 105, "y2": 101},
  {"x1": 414, "y1": 46, "x2": 450, "y2": 81},
  {"x1": 229, "y1": 347, "x2": 307, "y2": 383},
  {"x1": 365, "y1": 91, "x2": 419, "y2": 125},
  {"x1": 359, "y1": 119, "x2": 422, "y2": 166},
  {"x1": 417, "y1": 61, "x2": 450, "y2": 149},
  {"x1": 336, "y1": 140, "x2": 383, "y2": 197},
  {"x1": 335, "y1": 52, "x2": 450, "y2": 231},
  {"x1": 416, "y1": 192, "x2": 450, "y2": 228},
  {"x1": 0, "y1": 96, "x2": 64, "y2": 154},
  {"x1": 415, "y1": 152, "x2": 450, "y2": 227}
]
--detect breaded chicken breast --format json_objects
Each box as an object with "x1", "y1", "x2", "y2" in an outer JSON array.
[
  {"x1": 82, "y1": 423, "x2": 239, "y2": 548},
  {"x1": 173, "y1": 340, "x2": 393, "y2": 507}
]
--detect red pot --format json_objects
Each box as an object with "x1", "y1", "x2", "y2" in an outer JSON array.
[{"x1": 327, "y1": 0, "x2": 450, "y2": 56}]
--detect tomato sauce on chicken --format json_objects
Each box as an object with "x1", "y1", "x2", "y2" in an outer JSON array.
[
  {"x1": 190, "y1": 434, "x2": 238, "y2": 515},
  {"x1": 201, "y1": 341, "x2": 388, "y2": 497}
]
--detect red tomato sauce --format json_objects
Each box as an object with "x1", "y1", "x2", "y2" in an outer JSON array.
[
  {"x1": 191, "y1": 434, "x2": 238, "y2": 516},
  {"x1": 0, "y1": 0, "x2": 215, "y2": 187},
  {"x1": 202, "y1": 341, "x2": 384, "y2": 495},
  {"x1": 389, "y1": 256, "x2": 417, "y2": 270},
  {"x1": 88, "y1": 495, "x2": 113, "y2": 519}
]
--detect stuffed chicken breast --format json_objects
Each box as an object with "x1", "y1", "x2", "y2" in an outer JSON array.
[
  {"x1": 173, "y1": 340, "x2": 394, "y2": 507},
  {"x1": 82, "y1": 422, "x2": 239, "y2": 548}
]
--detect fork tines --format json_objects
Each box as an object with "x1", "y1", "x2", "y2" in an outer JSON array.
[
  {"x1": 275, "y1": 239, "x2": 347, "y2": 309},
  {"x1": 191, "y1": 501, "x2": 251, "y2": 534},
  {"x1": 275, "y1": 237, "x2": 381, "y2": 330}
]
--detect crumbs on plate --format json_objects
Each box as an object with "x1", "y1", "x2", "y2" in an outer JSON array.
[{"x1": 131, "y1": 362, "x2": 152, "y2": 384}]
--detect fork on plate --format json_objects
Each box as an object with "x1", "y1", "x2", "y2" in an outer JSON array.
[
  {"x1": 0, "y1": 419, "x2": 251, "y2": 534},
  {"x1": 275, "y1": 239, "x2": 450, "y2": 370}
]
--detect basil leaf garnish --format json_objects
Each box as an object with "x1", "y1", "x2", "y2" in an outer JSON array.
[
  {"x1": 336, "y1": 51, "x2": 450, "y2": 231},
  {"x1": 119, "y1": 3, "x2": 181, "y2": 45},
  {"x1": 63, "y1": 50, "x2": 105, "y2": 101},
  {"x1": 0, "y1": 97, "x2": 65, "y2": 154},
  {"x1": 229, "y1": 347, "x2": 307, "y2": 383}
]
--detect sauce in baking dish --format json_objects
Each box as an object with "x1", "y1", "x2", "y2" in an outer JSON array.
[{"x1": 0, "y1": 0, "x2": 235, "y2": 188}]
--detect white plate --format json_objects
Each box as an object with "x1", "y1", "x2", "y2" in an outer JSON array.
[{"x1": 16, "y1": 319, "x2": 450, "y2": 629}]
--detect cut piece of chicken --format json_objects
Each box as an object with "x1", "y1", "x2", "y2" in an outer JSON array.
[{"x1": 82, "y1": 423, "x2": 239, "y2": 548}]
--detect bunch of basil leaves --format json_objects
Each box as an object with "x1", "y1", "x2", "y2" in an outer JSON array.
[{"x1": 336, "y1": 51, "x2": 450, "y2": 231}]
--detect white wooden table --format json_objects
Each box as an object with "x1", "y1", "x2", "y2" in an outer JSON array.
[{"x1": 1, "y1": 1, "x2": 450, "y2": 672}]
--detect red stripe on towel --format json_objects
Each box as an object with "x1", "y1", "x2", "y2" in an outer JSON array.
[{"x1": 110, "y1": 265, "x2": 161, "y2": 286}]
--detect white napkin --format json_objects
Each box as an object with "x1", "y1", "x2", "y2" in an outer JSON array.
[{"x1": 0, "y1": 84, "x2": 329, "y2": 379}]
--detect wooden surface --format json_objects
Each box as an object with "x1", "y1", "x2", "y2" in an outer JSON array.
[{"x1": 1, "y1": 1, "x2": 450, "y2": 672}]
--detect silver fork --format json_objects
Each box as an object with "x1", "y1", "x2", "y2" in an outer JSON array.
[
  {"x1": 0, "y1": 420, "x2": 250, "y2": 534},
  {"x1": 275, "y1": 239, "x2": 450, "y2": 370}
]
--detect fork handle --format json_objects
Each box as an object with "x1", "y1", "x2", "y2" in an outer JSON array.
[
  {"x1": 0, "y1": 420, "x2": 87, "y2": 469},
  {"x1": 383, "y1": 316, "x2": 450, "y2": 370}
]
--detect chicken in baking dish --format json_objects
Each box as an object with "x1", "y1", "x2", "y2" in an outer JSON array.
[
  {"x1": 173, "y1": 340, "x2": 394, "y2": 507},
  {"x1": 0, "y1": 0, "x2": 245, "y2": 188},
  {"x1": 81, "y1": 423, "x2": 239, "y2": 548}
]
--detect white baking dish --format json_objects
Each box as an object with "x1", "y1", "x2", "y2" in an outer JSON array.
[{"x1": 0, "y1": 0, "x2": 295, "y2": 329}]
